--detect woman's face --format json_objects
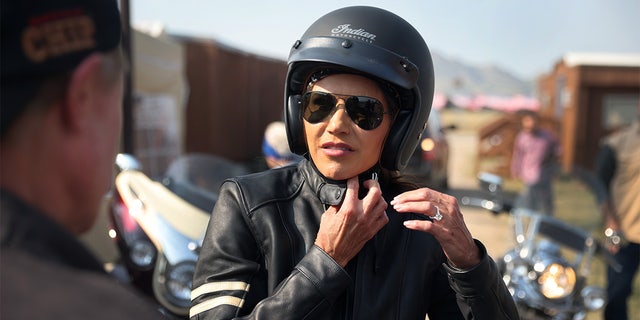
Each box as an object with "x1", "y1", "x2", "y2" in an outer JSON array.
[{"x1": 303, "y1": 73, "x2": 392, "y2": 180}]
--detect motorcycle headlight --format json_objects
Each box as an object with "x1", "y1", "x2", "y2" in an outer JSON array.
[
  {"x1": 581, "y1": 286, "x2": 607, "y2": 311},
  {"x1": 421, "y1": 138, "x2": 435, "y2": 152},
  {"x1": 153, "y1": 258, "x2": 196, "y2": 316},
  {"x1": 165, "y1": 261, "x2": 196, "y2": 304},
  {"x1": 538, "y1": 262, "x2": 576, "y2": 299},
  {"x1": 129, "y1": 240, "x2": 156, "y2": 268}
]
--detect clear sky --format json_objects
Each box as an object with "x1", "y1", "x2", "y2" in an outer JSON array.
[{"x1": 131, "y1": 0, "x2": 639, "y2": 80}]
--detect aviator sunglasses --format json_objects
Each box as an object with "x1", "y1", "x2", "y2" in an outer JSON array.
[{"x1": 301, "y1": 91, "x2": 391, "y2": 130}]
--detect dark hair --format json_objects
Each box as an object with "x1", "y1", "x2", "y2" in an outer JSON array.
[{"x1": 518, "y1": 109, "x2": 539, "y2": 120}]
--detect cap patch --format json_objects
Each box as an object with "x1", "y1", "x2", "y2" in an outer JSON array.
[{"x1": 23, "y1": 8, "x2": 96, "y2": 63}]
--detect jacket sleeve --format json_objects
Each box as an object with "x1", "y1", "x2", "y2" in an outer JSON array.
[
  {"x1": 190, "y1": 180, "x2": 352, "y2": 320},
  {"x1": 442, "y1": 240, "x2": 520, "y2": 320}
]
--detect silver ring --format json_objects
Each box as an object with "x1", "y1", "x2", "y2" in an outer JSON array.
[{"x1": 430, "y1": 205, "x2": 443, "y2": 221}]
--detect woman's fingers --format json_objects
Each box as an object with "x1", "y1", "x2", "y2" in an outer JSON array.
[
  {"x1": 391, "y1": 188, "x2": 454, "y2": 206},
  {"x1": 315, "y1": 176, "x2": 388, "y2": 267}
]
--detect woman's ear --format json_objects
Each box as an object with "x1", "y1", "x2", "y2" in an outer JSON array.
[{"x1": 62, "y1": 53, "x2": 104, "y2": 132}]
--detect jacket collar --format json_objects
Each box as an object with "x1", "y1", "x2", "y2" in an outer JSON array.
[
  {"x1": 298, "y1": 159, "x2": 381, "y2": 206},
  {"x1": 0, "y1": 189, "x2": 106, "y2": 273}
]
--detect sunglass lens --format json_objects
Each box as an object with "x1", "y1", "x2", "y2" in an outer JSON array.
[
  {"x1": 303, "y1": 92, "x2": 335, "y2": 123},
  {"x1": 302, "y1": 92, "x2": 385, "y2": 130},
  {"x1": 346, "y1": 97, "x2": 383, "y2": 130}
]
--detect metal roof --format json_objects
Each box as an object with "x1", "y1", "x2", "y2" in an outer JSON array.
[{"x1": 563, "y1": 52, "x2": 640, "y2": 68}]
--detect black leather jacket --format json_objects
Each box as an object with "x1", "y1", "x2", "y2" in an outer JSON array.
[
  {"x1": 190, "y1": 160, "x2": 518, "y2": 319},
  {"x1": 0, "y1": 190, "x2": 164, "y2": 319}
]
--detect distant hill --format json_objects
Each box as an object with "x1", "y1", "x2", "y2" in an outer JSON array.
[{"x1": 432, "y1": 51, "x2": 536, "y2": 97}]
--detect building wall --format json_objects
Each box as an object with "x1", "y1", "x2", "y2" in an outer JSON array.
[
  {"x1": 538, "y1": 62, "x2": 640, "y2": 172},
  {"x1": 131, "y1": 30, "x2": 188, "y2": 179}
]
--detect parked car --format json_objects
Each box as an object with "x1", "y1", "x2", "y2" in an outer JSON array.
[{"x1": 404, "y1": 109, "x2": 456, "y2": 191}]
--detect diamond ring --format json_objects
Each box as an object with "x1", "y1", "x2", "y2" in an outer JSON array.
[{"x1": 430, "y1": 205, "x2": 443, "y2": 221}]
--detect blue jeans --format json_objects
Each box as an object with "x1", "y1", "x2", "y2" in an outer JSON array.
[
  {"x1": 516, "y1": 179, "x2": 554, "y2": 216},
  {"x1": 605, "y1": 242, "x2": 640, "y2": 320}
]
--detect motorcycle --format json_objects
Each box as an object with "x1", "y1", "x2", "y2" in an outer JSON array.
[
  {"x1": 460, "y1": 172, "x2": 621, "y2": 320},
  {"x1": 108, "y1": 153, "x2": 248, "y2": 318}
]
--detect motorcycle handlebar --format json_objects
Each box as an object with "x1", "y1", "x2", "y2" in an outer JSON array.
[{"x1": 460, "y1": 168, "x2": 622, "y2": 271}]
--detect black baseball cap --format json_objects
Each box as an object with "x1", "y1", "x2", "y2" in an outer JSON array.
[{"x1": 1, "y1": 0, "x2": 122, "y2": 136}]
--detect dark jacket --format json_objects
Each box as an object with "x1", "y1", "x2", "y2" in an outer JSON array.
[
  {"x1": 0, "y1": 190, "x2": 164, "y2": 320},
  {"x1": 190, "y1": 160, "x2": 518, "y2": 319}
]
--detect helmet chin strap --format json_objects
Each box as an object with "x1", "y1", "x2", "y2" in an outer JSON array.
[{"x1": 307, "y1": 156, "x2": 382, "y2": 182}]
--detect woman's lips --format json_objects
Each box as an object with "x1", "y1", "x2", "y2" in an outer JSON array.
[{"x1": 321, "y1": 142, "x2": 354, "y2": 156}]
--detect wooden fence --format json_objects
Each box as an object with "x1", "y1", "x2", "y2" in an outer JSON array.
[{"x1": 180, "y1": 36, "x2": 288, "y2": 167}]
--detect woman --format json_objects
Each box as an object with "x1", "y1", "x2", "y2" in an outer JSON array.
[{"x1": 190, "y1": 6, "x2": 518, "y2": 319}]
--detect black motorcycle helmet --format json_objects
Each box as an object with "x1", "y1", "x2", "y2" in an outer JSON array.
[{"x1": 284, "y1": 6, "x2": 434, "y2": 171}]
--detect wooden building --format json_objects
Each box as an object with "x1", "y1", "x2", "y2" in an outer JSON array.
[{"x1": 537, "y1": 53, "x2": 640, "y2": 172}]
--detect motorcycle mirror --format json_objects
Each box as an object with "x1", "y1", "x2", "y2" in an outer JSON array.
[{"x1": 478, "y1": 172, "x2": 503, "y2": 193}]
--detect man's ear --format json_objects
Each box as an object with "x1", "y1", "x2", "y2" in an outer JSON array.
[{"x1": 63, "y1": 53, "x2": 104, "y2": 132}]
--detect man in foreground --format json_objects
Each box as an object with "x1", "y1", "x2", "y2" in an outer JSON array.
[{"x1": 1, "y1": 1, "x2": 165, "y2": 318}]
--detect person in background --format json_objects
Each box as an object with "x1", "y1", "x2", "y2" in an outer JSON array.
[
  {"x1": 510, "y1": 110, "x2": 559, "y2": 215},
  {"x1": 190, "y1": 6, "x2": 518, "y2": 319},
  {"x1": 595, "y1": 105, "x2": 640, "y2": 320},
  {"x1": 0, "y1": 1, "x2": 164, "y2": 318},
  {"x1": 262, "y1": 121, "x2": 303, "y2": 168}
]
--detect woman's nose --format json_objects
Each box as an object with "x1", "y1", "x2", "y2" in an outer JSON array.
[{"x1": 326, "y1": 102, "x2": 351, "y2": 134}]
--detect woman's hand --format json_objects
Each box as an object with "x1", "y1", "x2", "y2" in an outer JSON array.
[
  {"x1": 314, "y1": 177, "x2": 389, "y2": 267},
  {"x1": 391, "y1": 188, "x2": 481, "y2": 269}
]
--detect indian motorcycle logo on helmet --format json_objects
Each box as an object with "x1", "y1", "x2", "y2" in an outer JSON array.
[{"x1": 331, "y1": 24, "x2": 376, "y2": 43}]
